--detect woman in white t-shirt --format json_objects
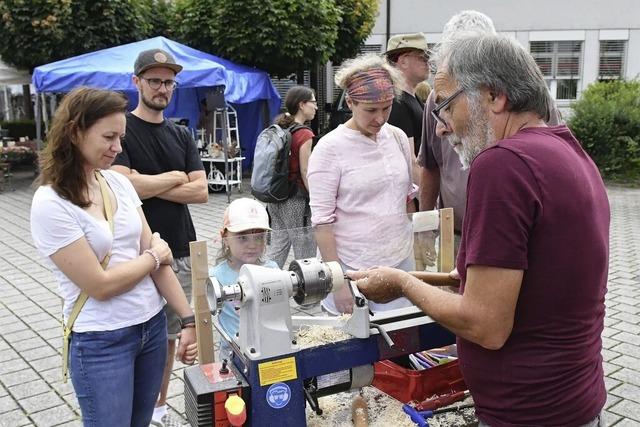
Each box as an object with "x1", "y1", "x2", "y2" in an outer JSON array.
[{"x1": 30, "y1": 87, "x2": 197, "y2": 427}]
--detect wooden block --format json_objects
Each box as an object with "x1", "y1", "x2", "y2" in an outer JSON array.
[
  {"x1": 439, "y1": 208, "x2": 455, "y2": 273},
  {"x1": 190, "y1": 240, "x2": 215, "y2": 364}
]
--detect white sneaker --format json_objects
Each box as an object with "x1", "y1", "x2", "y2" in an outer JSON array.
[{"x1": 150, "y1": 413, "x2": 185, "y2": 427}]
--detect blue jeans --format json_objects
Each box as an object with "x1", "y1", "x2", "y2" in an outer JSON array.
[{"x1": 70, "y1": 310, "x2": 168, "y2": 427}]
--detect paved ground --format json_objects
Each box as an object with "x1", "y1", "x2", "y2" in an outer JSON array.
[{"x1": 0, "y1": 169, "x2": 639, "y2": 426}]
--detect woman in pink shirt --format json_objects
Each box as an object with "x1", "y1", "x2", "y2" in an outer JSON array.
[{"x1": 307, "y1": 53, "x2": 417, "y2": 314}]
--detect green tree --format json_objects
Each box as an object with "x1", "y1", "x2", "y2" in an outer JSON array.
[
  {"x1": 0, "y1": 0, "x2": 151, "y2": 71},
  {"x1": 331, "y1": 0, "x2": 379, "y2": 65},
  {"x1": 569, "y1": 79, "x2": 640, "y2": 182},
  {"x1": 172, "y1": 0, "x2": 341, "y2": 77},
  {"x1": 0, "y1": 0, "x2": 72, "y2": 71},
  {"x1": 60, "y1": 1, "x2": 152, "y2": 59},
  {"x1": 138, "y1": 0, "x2": 173, "y2": 38},
  {"x1": 0, "y1": 0, "x2": 154, "y2": 119}
]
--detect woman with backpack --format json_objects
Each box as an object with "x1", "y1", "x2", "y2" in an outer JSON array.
[
  {"x1": 266, "y1": 85, "x2": 318, "y2": 267},
  {"x1": 307, "y1": 53, "x2": 417, "y2": 315}
]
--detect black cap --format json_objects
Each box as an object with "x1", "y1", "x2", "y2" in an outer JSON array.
[{"x1": 134, "y1": 49, "x2": 183, "y2": 76}]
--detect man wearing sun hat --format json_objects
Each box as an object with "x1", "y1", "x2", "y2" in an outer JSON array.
[
  {"x1": 112, "y1": 48, "x2": 208, "y2": 427},
  {"x1": 386, "y1": 33, "x2": 430, "y2": 199}
]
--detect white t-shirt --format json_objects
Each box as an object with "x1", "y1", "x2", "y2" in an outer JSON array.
[{"x1": 30, "y1": 170, "x2": 164, "y2": 332}]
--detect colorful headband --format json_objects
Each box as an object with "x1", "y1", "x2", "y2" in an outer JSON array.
[{"x1": 346, "y1": 68, "x2": 395, "y2": 103}]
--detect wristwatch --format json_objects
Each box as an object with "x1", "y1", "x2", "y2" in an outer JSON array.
[{"x1": 179, "y1": 315, "x2": 196, "y2": 329}]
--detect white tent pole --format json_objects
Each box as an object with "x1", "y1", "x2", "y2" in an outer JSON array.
[
  {"x1": 3, "y1": 87, "x2": 10, "y2": 121},
  {"x1": 35, "y1": 94, "x2": 42, "y2": 150},
  {"x1": 41, "y1": 93, "x2": 49, "y2": 134}
]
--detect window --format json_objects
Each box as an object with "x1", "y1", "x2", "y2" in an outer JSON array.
[
  {"x1": 271, "y1": 71, "x2": 311, "y2": 110},
  {"x1": 599, "y1": 40, "x2": 626, "y2": 80},
  {"x1": 530, "y1": 41, "x2": 582, "y2": 100},
  {"x1": 331, "y1": 44, "x2": 382, "y2": 101}
]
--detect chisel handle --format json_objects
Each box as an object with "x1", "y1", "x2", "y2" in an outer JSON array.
[
  {"x1": 352, "y1": 395, "x2": 369, "y2": 427},
  {"x1": 409, "y1": 271, "x2": 460, "y2": 287}
]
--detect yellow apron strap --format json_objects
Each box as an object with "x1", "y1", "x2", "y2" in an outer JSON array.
[
  {"x1": 95, "y1": 170, "x2": 115, "y2": 233},
  {"x1": 61, "y1": 170, "x2": 114, "y2": 383}
]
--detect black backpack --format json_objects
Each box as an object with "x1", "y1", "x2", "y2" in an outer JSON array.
[{"x1": 251, "y1": 123, "x2": 307, "y2": 203}]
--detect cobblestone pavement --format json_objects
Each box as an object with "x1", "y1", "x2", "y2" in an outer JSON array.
[{"x1": 0, "y1": 170, "x2": 638, "y2": 426}]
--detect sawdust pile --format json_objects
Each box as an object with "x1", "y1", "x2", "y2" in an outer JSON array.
[
  {"x1": 307, "y1": 387, "x2": 415, "y2": 427},
  {"x1": 296, "y1": 324, "x2": 351, "y2": 348},
  {"x1": 306, "y1": 387, "x2": 476, "y2": 426}
]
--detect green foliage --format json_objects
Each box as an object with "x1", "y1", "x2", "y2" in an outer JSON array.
[
  {"x1": 0, "y1": 0, "x2": 152, "y2": 70},
  {"x1": 331, "y1": 0, "x2": 378, "y2": 64},
  {"x1": 138, "y1": 0, "x2": 173, "y2": 38},
  {"x1": 63, "y1": 1, "x2": 152, "y2": 57},
  {"x1": 172, "y1": 0, "x2": 341, "y2": 77},
  {"x1": 0, "y1": 120, "x2": 37, "y2": 139},
  {"x1": 569, "y1": 79, "x2": 640, "y2": 182},
  {"x1": 0, "y1": 0, "x2": 72, "y2": 70}
]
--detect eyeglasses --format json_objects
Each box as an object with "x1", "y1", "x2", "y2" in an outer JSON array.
[
  {"x1": 141, "y1": 77, "x2": 178, "y2": 91},
  {"x1": 306, "y1": 100, "x2": 317, "y2": 105},
  {"x1": 225, "y1": 232, "x2": 270, "y2": 245},
  {"x1": 431, "y1": 88, "x2": 464, "y2": 128}
]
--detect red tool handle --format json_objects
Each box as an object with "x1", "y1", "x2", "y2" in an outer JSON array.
[{"x1": 415, "y1": 390, "x2": 469, "y2": 411}]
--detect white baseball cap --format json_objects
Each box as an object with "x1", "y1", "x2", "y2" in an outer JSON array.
[{"x1": 222, "y1": 198, "x2": 271, "y2": 233}]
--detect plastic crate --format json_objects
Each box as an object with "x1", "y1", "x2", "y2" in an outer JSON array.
[{"x1": 372, "y1": 358, "x2": 466, "y2": 404}]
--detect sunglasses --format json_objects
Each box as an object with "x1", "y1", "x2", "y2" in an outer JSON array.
[{"x1": 431, "y1": 88, "x2": 464, "y2": 128}]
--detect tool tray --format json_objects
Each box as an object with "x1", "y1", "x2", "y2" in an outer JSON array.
[{"x1": 372, "y1": 357, "x2": 467, "y2": 404}]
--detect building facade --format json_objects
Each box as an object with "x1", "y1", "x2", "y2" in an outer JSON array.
[{"x1": 355, "y1": 0, "x2": 640, "y2": 112}]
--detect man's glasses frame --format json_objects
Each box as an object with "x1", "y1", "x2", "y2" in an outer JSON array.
[
  {"x1": 431, "y1": 88, "x2": 464, "y2": 128},
  {"x1": 140, "y1": 77, "x2": 178, "y2": 91}
]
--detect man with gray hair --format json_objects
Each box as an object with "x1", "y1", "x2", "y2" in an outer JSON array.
[
  {"x1": 350, "y1": 33, "x2": 608, "y2": 426},
  {"x1": 418, "y1": 10, "x2": 560, "y2": 242}
]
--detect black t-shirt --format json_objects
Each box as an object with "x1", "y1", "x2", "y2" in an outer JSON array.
[
  {"x1": 114, "y1": 113, "x2": 204, "y2": 258},
  {"x1": 388, "y1": 90, "x2": 424, "y2": 157}
]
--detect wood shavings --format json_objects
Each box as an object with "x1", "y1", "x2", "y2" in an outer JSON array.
[
  {"x1": 296, "y1": 324, "x2": 351, "y2": 348},
  {"x1": 337, "y1": 313, "x2": 352, "y2": 322},
  {"x1": 306, "y1": 387, "x2": 476, "y2": 426},
  {"x1": 306, "y1": 387, "x2": 415, "y2": 427}
]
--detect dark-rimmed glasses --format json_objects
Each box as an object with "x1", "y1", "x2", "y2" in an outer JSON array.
[
  {"x1": 141, "y1": 77, "x2": 178, "y2": 91},
  {"x1": 431, "y1": 87, "x2": 464, "y2": 127}
]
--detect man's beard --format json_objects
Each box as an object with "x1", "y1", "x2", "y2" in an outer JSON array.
[
  {"x1": 141, "y1": 91, "x2": 169, "y2": 112},
  {"x1": 446, "y1": 102, "x2": 494, "y2": 170}
]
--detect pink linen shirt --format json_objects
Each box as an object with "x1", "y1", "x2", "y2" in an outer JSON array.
[{"x1": 307, "y1": 123, "x2": 414, "y2": 270}]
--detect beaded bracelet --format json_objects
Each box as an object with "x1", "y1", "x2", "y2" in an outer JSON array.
[{"x1": 144, "y1": 249, "x2": 160, "y2": 271}]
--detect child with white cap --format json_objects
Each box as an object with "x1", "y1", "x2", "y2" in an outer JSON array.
[{"x1": 209, "y1": 198, "x2": 278, "y2": 356}]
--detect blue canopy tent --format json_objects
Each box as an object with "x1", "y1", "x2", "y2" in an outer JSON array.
[{"x1": 32, "y1": 36, "x2": 281, "y2": 168}]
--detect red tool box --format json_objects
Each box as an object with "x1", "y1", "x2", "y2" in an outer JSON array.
[{"x1": 372, "y1": 358, "x2": 467, "y2": 409}]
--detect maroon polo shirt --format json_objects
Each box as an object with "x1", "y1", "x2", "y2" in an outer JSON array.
[{"x1": 457, "y1": 125, "x2": 609, "y2": 426}]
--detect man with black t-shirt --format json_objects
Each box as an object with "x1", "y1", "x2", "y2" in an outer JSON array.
[
  {"x1": 386, "y1": 32, "x2": 430, "y2": 205},
  {"x1": 112, "y1": 48, "x2": 207, "y2": 427},
  {"x1": 386, "y1": 33, "x2": 431, "y2": 269}
]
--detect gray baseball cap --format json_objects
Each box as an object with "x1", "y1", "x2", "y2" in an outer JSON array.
[{"x1": 134, "y1": 48, "x2": 183, "y2": 75}]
